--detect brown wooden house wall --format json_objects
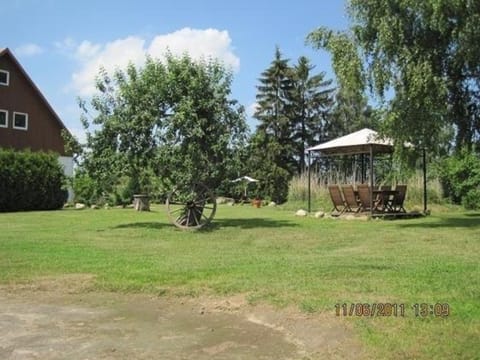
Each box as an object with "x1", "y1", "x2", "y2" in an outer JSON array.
[{"x1": 0, "y1": 49, "x2": 69, "y2": 156}]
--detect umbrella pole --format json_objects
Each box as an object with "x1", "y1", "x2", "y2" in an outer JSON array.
[
  {"x1": 308, "y1": 151, "x2": 311, "y2": 213},
  {"x1": 370, "y1": 145, "x2": 374, "y2": 217},
  {"x1": 423, "y1": 147, "x2": 427, "y2": 213}
]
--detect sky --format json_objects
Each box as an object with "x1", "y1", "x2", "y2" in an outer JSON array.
[{"x1": 1, "y1": 0, "x2": 349, "y2": 141}]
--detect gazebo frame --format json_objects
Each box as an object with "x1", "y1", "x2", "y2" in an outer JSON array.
[{"x1": 306, "y1": 128, "x2": 427, "y2": 216}]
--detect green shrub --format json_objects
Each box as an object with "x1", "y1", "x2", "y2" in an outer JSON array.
[
  {"x1": 254, "y1": 165, "x2": 290, "y2": 204},
  {"x1": 0, "y1": 149, "x2": 66, "y2": 212},
  {"x1": 461, "y1": 188, "x2": 480, "y2": 210},
  {"x1": 439, "y1": 149, "x2": 480, "y2": 209},
  {"x1": 72, "y1": 171, "x2": 100, "y2": 206}
]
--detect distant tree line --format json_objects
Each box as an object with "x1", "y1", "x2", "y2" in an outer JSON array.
[{"x1": 70, "y1": 0, "x2": 480, "y2": 208}]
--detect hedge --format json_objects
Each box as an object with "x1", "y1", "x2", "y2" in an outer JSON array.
[{"x1": 0, "y1": 149, "x2": 67, "y2": 212}]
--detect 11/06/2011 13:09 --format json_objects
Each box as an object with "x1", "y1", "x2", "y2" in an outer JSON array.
[{"x1": 335, "y1": 303, "x2": 450, "y2": 317}]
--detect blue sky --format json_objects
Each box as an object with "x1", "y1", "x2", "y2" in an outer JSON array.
[{"x1": 1, "y1": 0, "x2": 348, "y2": 140}]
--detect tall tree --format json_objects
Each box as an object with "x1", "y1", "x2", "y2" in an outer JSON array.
[
  {"x1": 307, "y1": 28, "x2": 375, "y2": 140},
  {"x1": 249, "y1": 48, "x2": 334, "y2": 201},
  {"x1": 290, "y1": 56, "x2": 334, "y2": 173},
  {"x1": 254, "y1": 46, "x2": 296, "y2": 174},
  {"x1": 78, "y1": 54, "x2": 247, "y2": 200},
  {"x1": 308, "y1": 0, "x2": 480, "y2": 152}
]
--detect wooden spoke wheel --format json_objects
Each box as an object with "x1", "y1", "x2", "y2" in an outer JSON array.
[{"x1": 166, "y1": 182, "x2": 217, "y2": 230}]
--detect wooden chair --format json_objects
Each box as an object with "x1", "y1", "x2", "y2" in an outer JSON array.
[
  {"x1": 341, "y1": 185, "x2": 361, "y2": 213},
  {"x1": 357, "y1": 184, "x2": 371, "y2": 212},
  {"x1": 328, "y1": 185, "x2": 347, "y2": 215},
  {"x1": 357, "y1": 184, "x2": 381, "y2": 212},
  {"x1": 392, "y1": 185, "x2": 407, "y2": 213},
  {"x1": 378, "y1": 185, "x2": 393, "y2": 212}
]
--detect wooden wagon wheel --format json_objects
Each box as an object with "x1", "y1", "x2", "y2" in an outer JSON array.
[{"x1": 166, "y1": 182, "x2": 217, "y2": 230}]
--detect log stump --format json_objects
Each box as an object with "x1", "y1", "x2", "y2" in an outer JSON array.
[{"x1": 133, "y1": 194, "x2": 150, "y2": 211}]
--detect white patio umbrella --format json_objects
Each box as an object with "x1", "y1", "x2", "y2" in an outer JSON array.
[{"x1": 232, "y1": 176, "x2": 259, "y2": 198}]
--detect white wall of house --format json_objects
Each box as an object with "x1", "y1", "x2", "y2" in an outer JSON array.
[{"x1": 59, "y1": 156, "x2": 74, "y2": 202}]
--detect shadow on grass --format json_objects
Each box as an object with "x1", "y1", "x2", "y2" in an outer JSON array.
[
  {"x1": 464, "y1": 212, "x2": 480, "y2": 217},
  {"x1": 110, "y1": 218, "x2": 297, "y2": 232},
  {"x1": 396, "y1": 216, "x2": 480, "y2": 229},
  {"x1": 112, "y1": 222, "x2": 170, "y2": 230},
  {"x1": 203, "y1": 217, "x2": 299, "y2": 231}
]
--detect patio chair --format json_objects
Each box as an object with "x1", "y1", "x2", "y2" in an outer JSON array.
[
  {"x1": 392, "y1": 185, "x2": 407, "y2": 213},
  {"x1": 378, "y1": 185, "x2": 393, "y2": 212},
  {"x1": 328, "y1": 185, "x2": 347, "y2": 215},
  {"x1": 357, "y1": 184, "x2": 381, "y2": 212},
  {"x1": 341, "y1": 185, "x2": 361, "y2": 213}
]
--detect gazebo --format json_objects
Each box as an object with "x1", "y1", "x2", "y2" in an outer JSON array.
[{"x1": 306, "y1": 128, "x2": 427, "y2": 216}]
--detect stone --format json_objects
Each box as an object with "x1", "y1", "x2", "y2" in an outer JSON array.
[
  {"x1": 314, "y1": 211, "x2": 325, "y2": 218},
  {"x1": 90, "y1": 204, "x2": 100, "y2": 210},
  {"x1": 216, "y1": 197, "x2": 235, "y2": 205},
  {"x1": 75, "y1": 203, "x2": 86, "y2": 210},
  {"x1": 268, "y1": 201, "x2": 277, "y2": 207},
  {"x1": 295, "y1": 209, "x2": 308, "y2": 217}
]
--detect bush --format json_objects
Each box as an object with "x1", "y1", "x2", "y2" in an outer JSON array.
[
  {"x1": 462, "y1": 188, "x2": 480, "y2": 210},
  {"x1": 439, "y1": 149, "x2": 480, "y2": 209},
  {"x1": 72, "y1": 171, "x2": 99, "y2": 205},
  {"x1": 253, "y1": 165, "x2": 290, "y2": 204},
  {"x1": 0, "y1": 149, "x2": 66, "y2": 212}
]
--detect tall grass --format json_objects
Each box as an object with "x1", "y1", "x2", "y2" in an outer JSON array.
[
  {"x1": 286, "y1": 173, "x2": 330, "y2": 211},
  {"x1": 287, "y1": 171, "x2": 446, "y2": 212}
]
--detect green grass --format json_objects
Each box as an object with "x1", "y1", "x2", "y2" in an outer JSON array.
[{"x1": 1, "y1": 205, "x2": 479, "y2": 359}]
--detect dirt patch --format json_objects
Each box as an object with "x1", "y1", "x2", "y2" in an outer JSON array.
[{"x1": 0, "y1": 275, "x2": 363, "y2": 359}]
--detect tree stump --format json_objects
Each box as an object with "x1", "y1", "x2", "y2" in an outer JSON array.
[{"x1": 133, "y1": 194, "x2": 150, "y2": 211}]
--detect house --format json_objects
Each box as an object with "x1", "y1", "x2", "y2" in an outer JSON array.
[{"x1": 0, "y1": 47, "x2": 74, "y2": 192}]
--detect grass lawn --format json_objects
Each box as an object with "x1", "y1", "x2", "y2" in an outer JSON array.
[{"x1": 0, "y1": 205, "x2": 479, "y2": 359}]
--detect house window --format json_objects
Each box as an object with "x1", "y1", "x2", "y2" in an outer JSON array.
[
  {"x1": 0, "y1": 109, "x2": 7, "y2": 128},
  {"x1": 0, "y1": 70, "x2": 9, "y2": 86},
  {"x1": 13, "y1": 112, "x2": 28, "y2": 130}
]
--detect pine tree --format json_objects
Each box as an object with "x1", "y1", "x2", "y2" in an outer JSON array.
[
  {"x1": 290, "y1": 56, "x2": 334, "y2": 173},
  {"x1": 254, "y1": 46, "x2": 296, "y2": 174}
]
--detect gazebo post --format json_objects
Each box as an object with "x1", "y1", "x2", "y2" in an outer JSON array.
[
  {"x1": 361, "y1": 153, "x2": 365, "y2": 183},
  {"x1": 308, "y1": 150, "x2": 311, "y2": 213},
  {"x1": 423, "y1": 147, "x2": 427, "y2": 213},
  {"x1": 369, "y1": 145, "x2": 374, "y2": 217}
]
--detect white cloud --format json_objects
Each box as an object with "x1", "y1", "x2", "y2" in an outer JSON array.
[
  {"x1": 54, "y1": 37, "x2": 77, "y2": 53},
  {"x1": 247, "y1": 102, "x2": 259, "y2": 117},
  {"x1": 74, "y1": 40, "x2": 102, "y2": 61},
  {"x1": 68, "y1": 28, "x2": 239, "y2": 96},
  {"x1": 72, "y1": 37, "x2": 146, "y2": 96},
  {"x1": 148, "y1": 28, "x2": 239, "y2": 70},
  {"x1": 14, "y1": 43, "x2": 44, "y2": 56}
]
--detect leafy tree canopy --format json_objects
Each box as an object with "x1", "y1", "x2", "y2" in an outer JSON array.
[
  {"x1": 308, "y1": 0, "x2": 480, "y2": 152},
  {"x1": 78, "y1": 54, "x2": 248, "y2": 197}
]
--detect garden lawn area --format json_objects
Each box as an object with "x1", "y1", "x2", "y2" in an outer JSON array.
[{"x1": 0, "y1": 205, "x2": 479, "y2": 359}]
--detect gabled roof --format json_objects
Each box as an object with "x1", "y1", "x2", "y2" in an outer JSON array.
[
  {"x1": 306, "y1": 128, "x2": 394, "y2": 155},
  {"x1": 0, "y1": 47, "x2": 71, "y2": 136}
]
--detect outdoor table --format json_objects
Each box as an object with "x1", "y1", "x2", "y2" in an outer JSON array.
[{"x1": 372, "y1": 190, "x2": 399, "y2": 212}]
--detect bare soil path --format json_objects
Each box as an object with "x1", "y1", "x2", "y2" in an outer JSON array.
[{"x1": 0, "y1": 275, "x2": 363, "y2": 359}]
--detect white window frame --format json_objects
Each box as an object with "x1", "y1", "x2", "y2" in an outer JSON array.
[
  {"x1": 0, "y1": 109, "x2": 7, "y2": 128},
  {"x1": 0, "y1": 69, "x2": 9, "y2": 86},
  {"x1": 13, "y1": 112, "x2": 28, "y2": 130}
]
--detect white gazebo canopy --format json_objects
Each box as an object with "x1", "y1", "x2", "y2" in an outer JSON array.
[
  {"x1": 306, "y1": 128, "x2": 394, "y2": 155},
  {"x1": 305, "y1": 128, "x2": 426, "y2": 215}
]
